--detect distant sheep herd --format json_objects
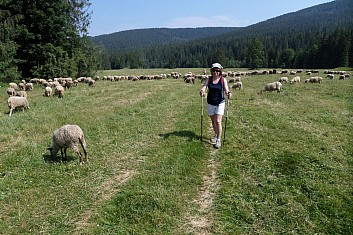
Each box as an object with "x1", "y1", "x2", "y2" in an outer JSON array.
[
  {"x1": 3, "y1": 69, "x2": 351, "y2": 117},
  {"x1": 2, "y1": 68, "x2": 350, "y2": 163}
]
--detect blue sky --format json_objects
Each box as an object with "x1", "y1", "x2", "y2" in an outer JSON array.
[{"x1": 88, "y1": 0, "x2": 333, "y2": 36}]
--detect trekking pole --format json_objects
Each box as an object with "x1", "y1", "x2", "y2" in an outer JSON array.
[
  {"x1": 200, "y1": 95, "x2": 204, "y2": 142},
  {"x1": 223, "y1": 97, "x2": 230, "y2": 146}
]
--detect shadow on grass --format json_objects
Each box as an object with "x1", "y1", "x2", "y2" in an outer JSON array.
[
  {"x1": 275, "y1": 151, "x2": 302, "y2": 176},
  {"x1": 159, "y1": 130, "x2": 200, "y2": 141},
  {"x1": 42, "y1": 153, "x2": 76, "y2": 164}
]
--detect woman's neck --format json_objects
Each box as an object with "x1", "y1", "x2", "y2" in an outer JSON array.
[{"x1": 213, "y1": 75, "x2": 220, "y2": 80}]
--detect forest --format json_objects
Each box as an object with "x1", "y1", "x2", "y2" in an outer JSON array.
[
  {"x1": 0, "y1": 0, "x2": 100, "y2": 82},
  {"x1": 95, "y1": 0, "x2": 353, "y2": 70}
]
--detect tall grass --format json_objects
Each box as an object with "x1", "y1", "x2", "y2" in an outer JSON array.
[{"x1": 0, "y1": 69, "x2": 352, "y2": 234}]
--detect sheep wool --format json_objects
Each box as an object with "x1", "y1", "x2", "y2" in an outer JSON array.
[
  {"x1": 261, "y1": 81, "x2": 282, "y2": 93},
  {"x1": 54, "y1": 85, "x2": 64, "y2": 98},
  {"x1": 7, "y1": 96, "x2": 29, "y2": 116},
  {"x1": 48, "y1": 124, "x2": 88, "y2": 163}
]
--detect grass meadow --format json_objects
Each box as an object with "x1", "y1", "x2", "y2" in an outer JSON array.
[{"x1": 0, "y1": 68, "x2": 352, "y2": 234}]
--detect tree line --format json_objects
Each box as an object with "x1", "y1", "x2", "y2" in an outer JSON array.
[
  {"x1": 105, "y1": 28, "x2": 353, "y2": 70},
  {"x1": 0, "y1": 0, "x2": 100, "y2": 82},
  {"x1": 102, "y1": 0, "x2": 353, "y2": 70}
]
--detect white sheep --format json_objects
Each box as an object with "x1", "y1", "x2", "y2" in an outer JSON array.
[
  {"x1": 339, "y1": 75, "x2": 346, "y2": 80},
  {"x1": 54, "y1": 85, "x2": 64, "y2": 98},
  {"x1": 6, "y1": 87, "x2": 16, "y2": 96},
  {"x1": 184, "y1": 77, "x2": 195, "y2": 84},
  {"x1": 16, "y1": 90, "x2": 28, "y2": 98},
  {"x1": 228, "y1": 76, "x2": 241, "y2": 83},
  {"x1": 308, "y1": 76, "x2": 323, "y2": 84},
  {"x1": 7, "y1": 96, "x2": 29, "y2": 116},
  {"x1": 261, "y1": 81, "x2": 282, "y2": 93},
  {"x1": 18, "y1": 82, "x2": 25, "y2": 90},
  {"x1": 278, "y1": 77, "x2": 288, "y2": 83},
  {"x1": 232, "y1": 81, "x2": 243, "y2": 90},
  {"x1": 25, "y1": 83, "x2": 34, "y2": 91},
  {"x1": 48, "y1": 124, "x2": 88, "y2": 163},
  {"x1": 9, "y1": 82, "x2": 17, "y2": 90},
  {"x1": 290, "y1": 76, "x2": 301, "y2": 84},
  {"x1": 326, "y1": 74, "x2": 334, "y2": 79},
  {"x1": 44, "y1": 87, "x2": 52, "y2": 97}
]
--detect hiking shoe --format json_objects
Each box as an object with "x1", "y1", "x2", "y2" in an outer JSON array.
[
  {"x1": 210, "y1": 136, "x2": 217, "y2": 144},
  {"x1": 214, "y1": 139, "x2": 221, "y2": 149}
]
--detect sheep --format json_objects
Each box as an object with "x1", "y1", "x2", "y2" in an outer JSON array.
[
  {"x1": 339, "y1": 75, "x2": 346, "y2": 80},
  {"x1": 232, "y1": 81, "x2": 243, "y2": 90},
  {"x1": 290, "y1": 76, "x2": 301, "y2": 84},
  {"x1": 308, "y1": 76, "x2": 323, "y2": 84},
  {"x1": 6, "y1": 87, "x2": 16, "y2": 96},
  {"x1": 228, "y1": 76, "x2": 241, "y2": 83},
  {"x1": 278, "y1": 77, "x2": 288, "y2": 83},
  {"x1": 261, "y1": 81, "x2": 282, "y2": 93},
  {"x1": 9, "y1": 82, "x2": 17, "y2": 90},
  {"x1": 16, "y1": 90, "x2": 28, "y2": 98},
  {"x1": 25, "y1": 83, "x2": 34, "y2": 91},
  {"x1": 326, "y1": 74, "x2": 334, "y2": 79},
  {"x1": 7, "y1": 96, "x2": 29, "y2": 116},
  {"x1": 18, "y1": 82, "x2": 26, "y2": 90},
  {"x1": 54, "y1": 85, "x2": 64, "y2": 98},
  {"x1": 44, "y1": 87, "x2": 52, "y2": 97},
  {"x1": 48, "y1": 124, "x2": 88, "y2": 163},
  {"x1": 184, "y1": 76, "x2": 195, "y2": 84}
]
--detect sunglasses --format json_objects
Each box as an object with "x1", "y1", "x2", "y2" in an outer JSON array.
[{"x1": 212, "y1": 69, "x2": 221, "y2": 72}]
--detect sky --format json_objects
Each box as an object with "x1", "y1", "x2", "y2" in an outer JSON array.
[{"x1": 88, "y1": 0, "x2": 333, "y2": 36}]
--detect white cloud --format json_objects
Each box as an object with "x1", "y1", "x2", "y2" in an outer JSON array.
[{"x1": 165, "y1": 15, "x2": 251, "y2": 28}]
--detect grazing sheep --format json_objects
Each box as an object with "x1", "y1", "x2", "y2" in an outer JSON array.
[
  {"x1": 326, "y1": 74, "x2": 334, "y2": 79},
  {"x1": 290, "y1": 76, "x2": 301, "y2": 84},
  {"x1": 44, "y1": 87, "x2": 52, "y2": 97},
  {"x1": 184, "y1": 77, "x2": 195, "y2": 84},
  {"x1": 48, "y1": 124, "x2": 88, "y2": 163},
  {"x1": 18, "y1": 82, "x2": 25, "y2": 90},
  {"x1": 261, "y1": 81, "x2": 282, "y2": 93},
  {"x1": 54, "y1": 85, "x2": 64, "y2": 98},
  {"x1": 308, "y1": 76, "x2": 323, "y2": 84},
  {"x1": 25, "y1": 83, "x2": 34, "y2": 91},
  {"x1": 6, "y1": 87, "x2": 16, "y2": 96},
  {"x1": 9, "y1": 82, "x2": 17, "y2": 90},
  {"x1": 228, "y1": 76, "x2": 241, "y2": 83},
  {"x1": 88, "y1": 79, "x2": 96, "y2": 86},
  {"x1": 7, "y1": 96, "x2": 29, "y2": 116},
  {"x1": 278, "y1": 77, "x2": 288, "y2": 83},
  {"x1": 16, "y1": 90, "x2": 28, "y2": 98},
  {"x1": 232, "y1": 81, "x2": 243, "y2": 90},
  {"x1": 339, "y1": 75, "x2": 346, "y2": 80}
]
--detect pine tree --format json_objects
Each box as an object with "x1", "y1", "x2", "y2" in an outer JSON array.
[
  {"x1": 0, "y1": 0, "x2": 21, "y2": 82},
  {"x1": 6, "y1": 0, "x2": 97, "y2": 78},
  {"x1": 247, "y1": 38, "x2": 265, "y2": 69}
]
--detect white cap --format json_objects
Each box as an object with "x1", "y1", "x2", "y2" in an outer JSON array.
[{"x1": 211, "y1": 63, "x2": 223, "y2": 70}]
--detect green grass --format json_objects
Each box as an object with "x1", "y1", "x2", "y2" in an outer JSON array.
[{"x1": 0, "y1": 69, "x2": 352, "y2": 234}]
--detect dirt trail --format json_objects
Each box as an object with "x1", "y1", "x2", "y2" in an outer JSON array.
[{"x1": 184, "y1": 121, "x2": 220, "y2": 235}]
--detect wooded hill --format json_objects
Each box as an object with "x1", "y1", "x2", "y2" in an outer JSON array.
[
  {"x1": 90, "y1": 27, "x2": 241, "y2": 52},
  {"x1": 92, "y1": 0, "x2": 353, "y2": 70}
]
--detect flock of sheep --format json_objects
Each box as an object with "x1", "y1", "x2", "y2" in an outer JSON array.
[
  {"x1": 3, "y1": 68, "x2": 350, "y2": 163},
  {"x1": 3, "y1": 76, "x2": 97, "y2": 163},
  {"x1": 181, "y1": 68, "x2": 350, "y2": 94}
]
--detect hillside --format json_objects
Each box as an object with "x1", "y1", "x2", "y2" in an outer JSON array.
[
  {"x1": 92, "y1": 0, "x2": 353, "y2": 69},
  {"x1": 91, "y1": 0, "x2": 352, "y2": 53},
  {"x1": 90, "y1": 27, "x2": 241, "y2": 52}
]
